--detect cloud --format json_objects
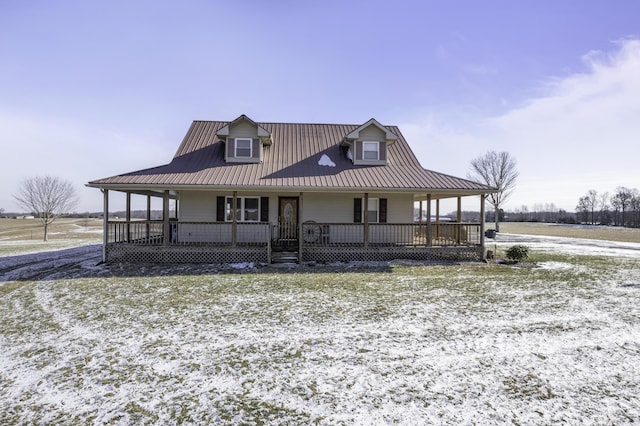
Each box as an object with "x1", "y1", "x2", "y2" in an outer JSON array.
[{"x1": 403, "y1": 38, "x2": 640, "y2": 212}]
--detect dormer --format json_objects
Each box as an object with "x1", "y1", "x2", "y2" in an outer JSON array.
[
  {"x1": 217, "y1": 114, "x2": 272, "y2": 163},
  {"x1": 341, "y1": 118, "x2": 397, "y2": 166}
]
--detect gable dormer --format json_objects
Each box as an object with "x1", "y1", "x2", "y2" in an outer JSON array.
[
  {"x1": 342, "y1": 118, "x2": 397, "y2": 166},
  {"x1": 217, "y1": 114, "x2": 272, "y2": 163}
]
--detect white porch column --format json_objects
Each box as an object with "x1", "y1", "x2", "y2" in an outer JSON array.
[
  {"x1": 231, "y1": 191, "x2": 237, "y2": 247},
  {"x1": 363, "y1": 192, "x2": 369, "y2": 247},
  {"x1": 126, "y1": 191, "x2": 131, "y2": 242},
  {"x1": 146, "y1": 195, "x2": 151, "y2": 240},
  {"x1": 435, "y1": 199, "x2": 440, "y2": 240},
  {"x1": 102, "y1": 189, "x2": 109, "y2": 263},
  {"x1": 480, "y1": 194, "x2": 486, "y2": 255},
  {"x1": 163, "y1": 190, "x2": 170, "y2": 246},
  {"x1": 426, "y1": 194, "x2": 432, "y2": 247},
  {"x1": 298, "y1": 192, "x2": 304, "y2": 261},
  {"x1": 456, "y1": 196, "x2": 462, "y2": 244}
]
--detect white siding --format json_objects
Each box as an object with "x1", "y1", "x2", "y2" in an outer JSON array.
[
  {"x1": 301, "y1": 192, "x2": 413, "y2": 223},
  {"x1": 179, "y1": 191, "x2": 216, "y2": 221},
  {"x1": 358, "y1": 125, "x2": 385, "y2": 141}
]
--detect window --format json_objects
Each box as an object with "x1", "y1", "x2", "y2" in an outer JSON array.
[
  {"x1": 235, "y1": 138, "x2": 252, "y2": 158},
  {"x1": 363, "y1": 141, "x2": 379, "y2": 161},
  {"x1": 225, "y1": 197, "x2": 259, "y2": 221},
  {"x1": 367, "y1": 198, "x2": 379, "y2": 223}
]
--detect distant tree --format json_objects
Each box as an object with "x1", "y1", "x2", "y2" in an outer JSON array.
[
  {"x1": 576, "y1": 196, "x2": 590, "y2": 224},
  {"x1": 612, "y1": 187, "x2": 633, "y2": 227},
  {"x1": 598, "y1": 192, "x2": 610, "y2": 225},
  {"x1": 630, "y1": 189, "x2": 640, "y2": 228},
  {"x1": 468, "y1": 151, "x2": 519, "y2": 231},
  {"x1": 13, "y1": 176, "x2": 78, "y2": 241},
  {"x1": 576, "y1": 190, "x2": 599, "y2": 224}
]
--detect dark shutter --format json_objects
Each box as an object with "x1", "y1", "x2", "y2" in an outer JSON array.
[
  {"x1": 353, "y1": 198, "x2": 362, "y2": 223},
  {"x1": 260, "y1": 197, "x2": 269, "y2": 222},
  {"x1": 216, "y1": 196, "x2": 225, "y2": 221},
  {"x1": 379, "y1": 198, "x2": 387, "y2": 223},
  {"x1": 355, "y1": 140, "x2": 363, "y2": 161},
  {"x1": 226, "y1": 138, "x2": 235, "y2": 159},
  {"x1": 252, "y1": 138, "x2": 260, "y2": 160},
  {"x1": 379, "y1": 142, "x2": 387, "y2": 162}
]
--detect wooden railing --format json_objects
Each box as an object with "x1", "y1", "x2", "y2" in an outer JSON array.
[
  {"x1": 301, "y1": 222, "x2": 481, "y2": 247},
  {"x1": 107, "y1": 221, "x2": 481, "y2": 247},
  {"x1": 107, "y1": 221, "x2": 270, "y2": 246}
]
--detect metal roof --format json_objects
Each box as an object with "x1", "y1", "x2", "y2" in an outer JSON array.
[{"x1": 87, "y1": 120, "x2": 495, "y2": 197}]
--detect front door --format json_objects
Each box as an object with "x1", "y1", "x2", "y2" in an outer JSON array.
[{"x1": 278, "y1": 197, "x2": 298, "y2": 248}]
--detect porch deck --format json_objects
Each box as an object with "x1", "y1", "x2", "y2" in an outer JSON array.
[{"x1": 104, "y1": 220, "x2": 485, "y2": 263}]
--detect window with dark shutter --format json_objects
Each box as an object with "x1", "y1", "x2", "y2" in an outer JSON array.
[
  {"x1": 216, "y1": 196, "x2": 225, "y2": 222},
  {"x1": 379, "y1": 198, "x2": 387, "y2": 223},
  {"x1": 260, "y1": 197, "x2": 269, "y2": 222},
  {"x1": 354, "y1": 198, "x2": 362, "y2": 223}
]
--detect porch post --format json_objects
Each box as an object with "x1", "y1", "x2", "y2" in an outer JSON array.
[
  {"x1": 126, "y1": 191, "x2": 131, "y2": 242},
  {"x1": 163, "y1": 190, "x2": 170, "y2": 246},
  {"x1": 232, "y1": 191, "x2": 237, "y2": 247},
  {"x1": 146, "y1": 195, "x2": 151, "y2": 240},
  {"x1": 298, "y1": 192, "x2": 304, "y2": 262},
  {"x1": 480, "y1": 194, "x2": 486, "y2": 255},
  {"x1": 426, "y1": 194, "x2": 432, "y2": 247},
  {"x1": 418, "y1": 200, "x2": 423, "y2": 224},
  {"x1": 102, "y1": 189, "x2": 108, "y2": 263},
  {"x1": 364, "y1": 192, "x2": 369, "y2": 247},
  {"x1": 435, "y1": 199, "x2": 440, "y2": 240},
  {"x1": 456, "y1": 196, "x2": 462, "y2": 244}
]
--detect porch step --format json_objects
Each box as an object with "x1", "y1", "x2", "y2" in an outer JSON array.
[{"x1": 271, "y1": 251, "x2": 299, "y2": 264}]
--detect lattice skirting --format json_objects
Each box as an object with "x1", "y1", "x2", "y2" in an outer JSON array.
[
  {"x1": 106, "y1": 244, "x2": 269, "y2": 264},
  {"x1": 302, "y1": 246, "x2": 483, "y2": 263}
]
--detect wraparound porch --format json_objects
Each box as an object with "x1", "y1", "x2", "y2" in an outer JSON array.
[{"x1": 105, "y1": 220, "x2": 485, "y2": 263}]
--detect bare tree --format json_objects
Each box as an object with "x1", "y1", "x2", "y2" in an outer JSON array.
[
  {"x1": 576, "y1": 189, "x2": 598, "y2": 224},
  {"x1": 468, "y1": 151, "x2": 519, "y2": 231},
  {"x1": 598, "y1": 192, "x2": 610, "y2": 225},
  {"x1": 612, "y1": 187, "x2": 633, "y2": 227},
  {"x1": 13, "y1": 176, "x2": 78, "y2": 241}
]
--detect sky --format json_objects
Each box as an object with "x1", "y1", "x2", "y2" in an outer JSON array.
[{"x1": 1, "y1": 0, "x2": 639, "y2": 214}]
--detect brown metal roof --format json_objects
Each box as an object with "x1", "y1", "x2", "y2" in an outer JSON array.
[{"x1": 88, "y1": 120, "x2": 495, "y2": 196}]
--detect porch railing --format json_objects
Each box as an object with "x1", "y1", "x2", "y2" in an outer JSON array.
[
  {"x1": 107, "y1": 220, "x2": 270, "y2": 246},
  {"x1": 301, "y1": 222, "x2": 481, "y2": 247},
  {"x1": 107, "y1": 220, "x2": 481, "y2": 247}
]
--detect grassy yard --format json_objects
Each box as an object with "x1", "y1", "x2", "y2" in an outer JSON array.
[
  {"x1": 1, "y1": 248, "x2": 639, "y2": 423},
  {"x1": 1, "y1": 221, "x2": 640, "y2": 423}
]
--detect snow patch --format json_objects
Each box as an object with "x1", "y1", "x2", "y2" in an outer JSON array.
[
  {"x1": 318, "y1": 154, "x2": 336, "y2": 167},
  {"x1": 538, "y1": 261, "x2": 573, "y2": 270},
  {"x1": 230, "y1": 262, "x2": 254, "y2": 269}
]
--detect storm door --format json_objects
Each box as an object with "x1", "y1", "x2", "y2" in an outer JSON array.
[{"x1": 278, "y1": 197, "x2": 298, "y2": 247}]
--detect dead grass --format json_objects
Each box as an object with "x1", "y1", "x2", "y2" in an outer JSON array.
[
  {"x1": 499, "y1": 222, "x2": 640, "y2": 244},
  {"x1": 0, "y1": 218, "x2": 103, "y2": 256},
  {"x1": 0, "y1": 218, "x2": 103, "y2": 242}
]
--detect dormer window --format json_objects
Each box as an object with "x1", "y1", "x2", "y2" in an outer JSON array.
[
  {"x1": 235, "y1": 138, "x2": 252, "y2": 158},
  {"x1": 363, "y1": 141, "x2": 380, "y2": 161},
  {"x1": 217, "y1": 114, "x2": 272, "y2": 164},
  {"x1": 342, "y1": 118, "x2": 397, "y2": 166}
]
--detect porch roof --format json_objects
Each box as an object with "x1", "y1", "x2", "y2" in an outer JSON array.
[{"x1": 87, "y1": 120, "x2": 495, "y2": 198}]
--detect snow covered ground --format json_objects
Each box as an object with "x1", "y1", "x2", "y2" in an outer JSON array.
[{"x1": 1, "y1": 237, "x2": 639, "y2": 424}]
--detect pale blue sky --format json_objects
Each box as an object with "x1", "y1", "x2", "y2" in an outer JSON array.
[{"x1": 1, "y1": 1, "x2": 639, "y2": 213}]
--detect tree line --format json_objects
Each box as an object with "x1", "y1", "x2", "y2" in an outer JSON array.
[{"x1": 576, "y1": 187, "x2": 640, "y2": 228}]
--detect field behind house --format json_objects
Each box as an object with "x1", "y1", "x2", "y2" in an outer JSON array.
[
  {"x1": 499, "y1": 222, "x2": 640, "y2": 243},
  {"x1": 1, "y1": 220, "x2": 640, "y2": 423},
  {"x1": 0, "y1": 218, "x2": 102, "y2": 257}
]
